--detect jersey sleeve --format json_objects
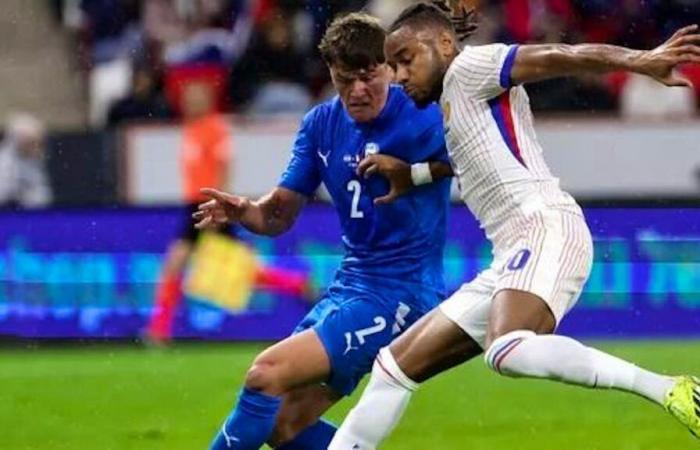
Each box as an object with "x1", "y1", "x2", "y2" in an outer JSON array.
[
  {"x1": 278, "y1": 109, "x2": 322, "y2": 197},
  {"x1": 449, "y1": 43, "x2": 519, "y2": 101}
]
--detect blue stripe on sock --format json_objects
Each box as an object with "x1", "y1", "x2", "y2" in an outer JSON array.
[{"x1": 488, "y1": 338, "x2": 521, "y2": 370}]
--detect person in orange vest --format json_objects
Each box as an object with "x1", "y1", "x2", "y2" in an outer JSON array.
[{"x1": 145, "y1": 81, "x2": 312, "y2": 344}]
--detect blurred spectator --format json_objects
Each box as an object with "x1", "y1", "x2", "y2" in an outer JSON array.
[
  {"x1": 141, "y1": 0, "x2": 188, "y2": 45},
  {"x1": 160, "y1": 0, "x2": 253, "y2": 67},
  {"x1": 89, "y1": 57, "x2": 133, "y2": 127},
  {"x1": 107, "y1": 65, "x2": 172, "y2": 127},
  {"x1": 500, "y1": 0, "x2": 575, "y2": 43},
  {"x1": 79, "y1": 0, "x2": 143, "y2": 64},
  {"x1": 180, "y1": 82, "x2": 231, "y2": 204},
  {"x1": 0, "y1": 114, "x2": 52, "y2": 209},
  {"x1": 621, "y1": 74, "x2": 696, "y2": 120},
  {"x1": 58, "y1": 0, "x2": 700, "y2": 115},
  {"x1": 229, "y1": 7, "x2": 312, "y2": 112}
]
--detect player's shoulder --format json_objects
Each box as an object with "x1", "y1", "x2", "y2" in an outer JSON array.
[{"x1": 448, "y1": 43, "x2": 512, "y2": 78}]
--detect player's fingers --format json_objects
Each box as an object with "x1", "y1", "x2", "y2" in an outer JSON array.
[
  {"x1": 673, "y1": 34, "x2": 700, "y2": 48},
  {"x1": 672, "y1": 44, "x2": 700, "y2": 57},
  {"x1": 198, "y1": 199, "x2": 218, "y2": 211},
  {"x1": 194, "y1": 216, "x2": 212, "y2": 230},
  {"x1": 669, "y1": 24, "x2": 699, "y2": 42},
  {"x1": 374, "y1": 190, "x2": 398, "y2": 205},
  {"x1": 677, "y1": 53, "x2": 700, "y2": 65},
  {"x1": 662, "y1": 74, "x2": 693, "y2": 88},
  {"x1": 192, "y1": 210, "x2": 207, "y2": 220},
  {"x1": 363, "y1": 164, "x2": 379, "y2": 179},
  {"x1": 200, "y1": 188, "x2": 235, "y2": 204},
  {"x1": 357, "y1": 155, "x2": 377, "y2": 177}
]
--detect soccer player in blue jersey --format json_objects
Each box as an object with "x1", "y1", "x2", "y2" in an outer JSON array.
[{"x1": 193, "y1": 13, "x2": 451, "y2": 450}]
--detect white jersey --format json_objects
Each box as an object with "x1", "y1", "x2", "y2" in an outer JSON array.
[{"x1": 441, "y1": 43, "x2": 581, "y2": 254}]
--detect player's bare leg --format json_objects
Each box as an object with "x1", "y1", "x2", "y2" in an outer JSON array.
[
  {"x1": 391, "y1": 308, "x2": 482, "y2": 382},
  {"x1": 145, "y1": 239, "x2": 192, "y2": 344},
  {"x1": 245, "y1": 329, "x2": 330, "y2": 395},
  {"x1": 269, "y1": 384, "x2": 342, "y2": 448},
  {"x1": 211, "y1": 329, "x2": 332, "y2": 449},
  {"x1": 329, "y1": 308, "x2": 482, "y2": 450},
  {"x1": 483, "y1": 289, "x2": 699, "y2": 437}
]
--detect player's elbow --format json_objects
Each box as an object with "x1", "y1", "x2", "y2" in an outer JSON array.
[{"x1": 262, "y1": 217, "x2": 295, "y2": 237}]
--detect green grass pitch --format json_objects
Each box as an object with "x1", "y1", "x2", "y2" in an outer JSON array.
[{"x1": 2, "y1": 341, "x2": 699, "y2": 450}]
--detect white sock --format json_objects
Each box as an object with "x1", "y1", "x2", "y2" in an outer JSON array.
[
  {"x1": 484, "y1": 331, "x2": 674, "y2": 405},
  {"x1": 329, "y1": 347, "x2": 419, "y2": 450}
]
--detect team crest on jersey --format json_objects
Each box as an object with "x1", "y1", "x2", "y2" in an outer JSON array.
[
  {"x1": 441, "y1": 101, "x2": 451, "y2": 133},
  {"x1": 364, "y1": 142, "x2": 380, "y2": 155}
]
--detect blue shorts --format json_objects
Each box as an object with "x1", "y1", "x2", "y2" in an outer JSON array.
[{"x1": 294, "y1": 279, "x2": 441, "y2": 396}]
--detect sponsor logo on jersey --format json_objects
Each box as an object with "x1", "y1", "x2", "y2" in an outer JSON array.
[{"x1": 318, "y1": 149, "x2": 331, "y2": 167}]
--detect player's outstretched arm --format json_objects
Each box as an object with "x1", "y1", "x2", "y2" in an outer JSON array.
[
  {"x1": 510, "y1": 24, "x2": 700, "y2": 87},
  {"x1": 193, "y1": 187, "x2": 305, "y2": 237},
  {"x1": 358, "y1": 154, "x2": 454, "y2": 205}
]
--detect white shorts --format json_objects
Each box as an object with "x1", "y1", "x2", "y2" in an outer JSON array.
[{"x1": 440, "y1": 209, "x2": 594, "y2": 348}]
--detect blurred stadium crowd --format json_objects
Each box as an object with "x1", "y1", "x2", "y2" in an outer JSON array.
[{"x1": 47, "y1": 0, "x2": 700, "y2": 128}]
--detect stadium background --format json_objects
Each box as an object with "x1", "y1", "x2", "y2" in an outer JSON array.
[{"x1": 1, "y1": 1, "x2": 700, "y2": 449}]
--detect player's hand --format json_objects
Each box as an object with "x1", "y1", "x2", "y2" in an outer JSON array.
[
  {"x1": 636, "y1": 24, "x2": 700, "y2": 87},
  {"x1": 193, "y1": 188, "x2": 251, "y2": 229},
  {"x1": 357, "y1": 154, "x2": 412, "y2": 205}
]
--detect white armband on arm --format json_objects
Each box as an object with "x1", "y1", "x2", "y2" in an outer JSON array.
[{"x1": 410, "y1": 162, "x2": 433, "y2": 186}]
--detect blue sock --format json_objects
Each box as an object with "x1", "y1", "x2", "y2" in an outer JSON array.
[
  {"x1": 210, "y1": 388, "x2": 282, "y2": 450},
  {"x1": 276, "y1": 419, "x2": 337, "y2": 450}
]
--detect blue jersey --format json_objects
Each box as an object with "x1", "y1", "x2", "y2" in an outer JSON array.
[{"x1": 280, "y1": 86, "x2": 450, "y2": 299}]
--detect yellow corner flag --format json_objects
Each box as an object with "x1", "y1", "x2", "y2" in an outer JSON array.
[{"x1": 185, "y1": 232, "x2": 259, "y2": 312}]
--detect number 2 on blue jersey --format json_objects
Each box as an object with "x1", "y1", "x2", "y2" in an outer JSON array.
[{"x1": 347, "y1": 180, "x2": 364, "y2": 219}]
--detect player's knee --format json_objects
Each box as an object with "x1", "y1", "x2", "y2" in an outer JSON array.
[
  {"x1": 483, "y1": 330, "x2": 535, "y2": 374},
  {"x1": 244, "y1": 359, "x2": 284, "y2": 395}
]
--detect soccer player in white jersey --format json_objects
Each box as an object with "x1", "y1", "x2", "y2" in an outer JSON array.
[{"x1": 329, "y1": 3, "x2": 700, "y2": 448}]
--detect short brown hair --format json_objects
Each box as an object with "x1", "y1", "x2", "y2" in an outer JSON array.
[{"x1": 318, "y1": 13, "x2": 386, "y2": 70}]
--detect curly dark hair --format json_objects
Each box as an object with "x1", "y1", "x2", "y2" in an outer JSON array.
[
  {"x1": 390, "y1": 1, "x2": 478, "y2": 42},
  {"x1": 318, "y1": 12, "x2": 386, "y2": 70}
]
